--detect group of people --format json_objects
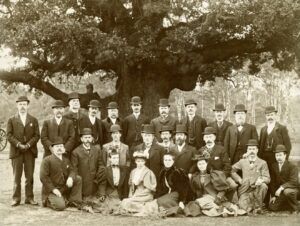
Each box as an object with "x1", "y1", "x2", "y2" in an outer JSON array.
[{"x1": 6, "y1": 92, "x2": 299, "y2": 217}]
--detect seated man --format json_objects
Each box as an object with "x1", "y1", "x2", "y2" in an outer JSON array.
[
  {"x1": 97, "y1": 149, "x2": 129, "y2": 214},
  {"x1": 231, "y1": 139, "x2": 270, "y2": 214},
  {"x1": 71, "y1": 128, "x2": 105, "y2": 206},
  {"x1": 156, "y1": 152, "x2": 193, "y2": 216},
  {"x1": 157, "y1": 126, "x2": 176, "y2": 152},
  {"x1": 40, "y1": 137, "x2": 82, "y2": 211},
  {"x1": 269, "y1": 145, "x2": 299, "y2": 214}
]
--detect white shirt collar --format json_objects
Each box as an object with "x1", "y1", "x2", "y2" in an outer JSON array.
[
  {"x1": 133, "y1": 112, "x2": 140, "y2": 119},
  {"x1": 89, "y1": 115, "x2": 96, "y2": 124},
  {"x1": 177, "y1": 143, "x2": 185, "y2": 152}
]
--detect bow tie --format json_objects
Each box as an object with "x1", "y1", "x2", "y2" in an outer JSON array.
[{"x1": 249, "y1": 161, "x2": 255, "y2": 164}]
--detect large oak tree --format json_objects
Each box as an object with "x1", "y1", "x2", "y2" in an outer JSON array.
[{"x1": 0, "y1": 0, "x2": 299, "y2": 116}]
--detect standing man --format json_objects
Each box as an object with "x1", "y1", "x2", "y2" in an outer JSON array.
[
  {"x1": 224, "y1": 104, "x2": 258, "y2": 164},
  {"x1": 71, "y1": 128, "x2": 104, "y2": 202},
  {"x1": 64, "y1": 92, "x2": 86, "y2": 148},
  {"x1": 122, "y1": 96, "x2": 149, "y2": 149},
  {"x1": 102, "y1": 102, "x2": 122, "y2": 144},
  {"x1": 41, "y1": 100, "x2": 75, "y2": 158},
  {"x1": 208, "y1": 103, "x2": 232, "y2": 146},
  {"x1": 7, "y1": 96, "x2": 40, "y2": 206},
  {"x1": 79, "y1": 100, "x2": 104, "y2": 148},
  {"x1": 231, "y1": 139, "x2": 270, "y2": 214},
  {"x1": 269, "y1": 145, "x2": 299, "y2": 214},
  {"x1": 181, "y1": 99, "x2": 207, "y2": 149},
  {"x1": 150, "y1": 98, "x2": 177, "y2": 143},
  {"x1": 157, "y1": 125, "x2": 176, "y2": 152}
]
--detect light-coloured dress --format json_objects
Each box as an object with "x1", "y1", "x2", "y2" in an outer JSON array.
[{"x1": 120, "y1": 166, "x2": 157, "y2": 214}]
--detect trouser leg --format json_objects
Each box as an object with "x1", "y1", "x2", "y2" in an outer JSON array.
[
  {"x1": 11, "y1": 155, "x2": 24, "y2": 202},
  {"x1": 283, "y1": 188, "x2": 298, "y2": 211},
  {"x1": 68, "y1": 175, "x2": 82, "y2": 204},
  {"x1": 23, "y1": 151, "x2": 35, "y2": 201},
  {"x1": 254, "y1": 183, "x2": 268, "y2": 209}
]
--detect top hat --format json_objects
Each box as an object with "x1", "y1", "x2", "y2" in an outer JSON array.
[
  {"x1": 141, "y1": 124, "x2": 155, "y2": 134},
  {"x1": 130, "y1": 96, "x2": 142, "y2": 104},
  {"x1": 52, "y1": 100, "x2": 65, "y2": 109},
  {"x1": 80, "y1": 128, "x2": 93, "y2": 136},
  {"x1": 51, "y1": 137, "x2": 64, "y2": 146},
  {"x1": 246, "y1": 139, "x2": 259, "y2": 146},
  {"x1": 16, "y1": 96, "x2": 30, "y2": 103},
  {"x1": 274, "y1": 144, "x2": 287, "y2": 153},
  {"x1": 133, "y1": 151, "x2": 148, "y2": 160},
  {"x1": 175, "y1": 124, "x2": 187, "y2": 134},
  {"x1": 184, "y1": 99, "x2": 197, "y2": 106},
  {"x1": 202, "y1": 127, "x2": 217, "y2": 135},
  {"x1": 159, "y1": 125, "x2": 173, "y2": 133},
  {"x1": 68, "y1": 92, "x2": 80, "y2": 101},
  {"x1": 265, "y1": 106, "x2": 278, "y2": 114},
  {"x1": 213, "y1": 103, "x2": 226, "y2": 111},
  {"x1": 110, "y1": 124, "x2": 122, "y2": 133},
  {"x1": 233, "y1": 104, "x2": 247, "y2": 113},
  {"x1": 88, "y1": 100, "x2": 101, "y2": 108},
  {"x1": 107, "y1": 102, "x2": 118, "y2": 109},
  {"x1": 158, "y1": 99, "x2": 170, "y2": 107}
]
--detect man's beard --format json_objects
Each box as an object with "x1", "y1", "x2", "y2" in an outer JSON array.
[{"x1": 176, "y1": 138, "x2": 184, "y2": 146}]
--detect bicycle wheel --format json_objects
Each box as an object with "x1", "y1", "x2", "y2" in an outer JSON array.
[{"x1": 0, "y1": 129, "x2": 7, "y2": 152}]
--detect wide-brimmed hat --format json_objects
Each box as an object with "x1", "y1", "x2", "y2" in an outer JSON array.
[
  {"x1": 246, "y1": 139, "x2": 259, "y2": 147},
  {"x1": 141, "y1": 124, "x2": 155, "y2": 134},
  {"x1": 159, "y1": 125, "x2": 173, "y2": 133},
  {"x1": 213, "y1": 103, "x2": 226, "y2": 111},
  {"x1": 130, "y1": 96, "x2": 142, "y2": 104},
  {"x1": 133, "y1": 151, "x2": 148, "y2": 160},
  {"x1": 52, "y1": 100, "x2": 65, "y2": 109},
  {"x1": 233, "y1": 104, "x2": 247, "y2": 113},
  {"x1": 158, "y1": 98, "x2": 170, "y2": 107},
  {"x1": 184, "y1": 99, "x2": 197, "y2": 106},
  {"x1": 107, "y1": 101, "x2": 118, "y2": 109},
  {"x1": 51, "y1": 137, "x2": 64, "y2": 146},
  {"x1": 265, "y1": 106, "x2": 278, "y2": 114},
  {"x1": 110, "y1": 124, "x2": 122, "y2": 133},
  {"x1": 16, "y1": 96, "x2": 30, "y2": 103},
  {"x1": 274, "y1": 144, "x2": 287, "y2": 153},
  {"x1": 80, "y1": 128, "x2": 92, "y2": 136},
  {"x1": 88, "y1": 100, "x2": 101, "y2": 108},
  {"x1": 175, "y1": 124, "x2": 187, "y2": 134},
  {"x1": 202, "y1": 127, "x2": 217, "y2": 135},
  {"x1": 192, "y1": 154, "x2": 208, "y2": 162},
  {"x1": 68, "y1": 92, "x2": 80, "y2": 101}
]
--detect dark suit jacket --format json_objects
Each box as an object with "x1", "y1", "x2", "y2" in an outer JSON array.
[
  {"x1": 172, "y1": 144, "x2": 197, "y2": 173},
  {"x1": 41, "y1": 117, "x2": 75, "y2": 158},
  {"x1": 132, "y1": 142, "x2": 165, "y2": 180},
  {"x1": 181, "y1": 115, "x2": 207, "y2": 149},
  {"x1": 224, "y1": 123, "x2": 258, "y2": 164},
  {"x1": 98, "y1": 165, "x2": 129, "y2": 200},
  {"x1": 101, "y1": 117, "x2": 123, "y2": 144},
  {"x1": 40, "y1": 154, "x2": 76, "y2": 197},
  {"x1": 208, "y1": 120, "x2": 232, "y2": 146},
  {"x1": 270, "y1": 161, "x2": 299, "y2": 196},
  {"x1": 6, "y1": 113, "x2": 40, "y2": 159},
  {"x1": 79, "y1": 115, "x2": 104, "y2": 147},
  {"x1": 150, "y1": 115, "x2": 177, "y2": 142},
  {"x1": 71, "y1": 144, "x2": 104, "y2": 196},
  {"x1": 122, "y1": 114, "x2": 149, "y2": 147},
  {"x1": 259, "y1": 122, "x2": 292, "y2": 158}
]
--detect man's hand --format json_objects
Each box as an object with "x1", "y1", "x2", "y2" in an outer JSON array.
[
  {"x1": 238, "y1": 178, "x2": 243, "y2": 185},
  {"x1": 179, "y1": 202, "x2": 185, "y2": 209},
  {"x1": 270, "y1": 197, "x2": 276, "y2": 204},
  {"x1": 275, "y1": 187, "x2": 284, "y2": 197},
  {"x1": 52, "y1": 188, "x2": 62, "y2": 197},
  {"x1": 18, "y1": 144, "x2": 27, "y2": 150},
  {"x1": 66, "y1": 177, "x2": 73, "y2": 188},
  {"x1": 188, "y1": 174, "x2": 192, "y2": 180}
]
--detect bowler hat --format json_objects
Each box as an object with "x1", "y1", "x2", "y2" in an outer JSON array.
[
  {"x1": 213, "y1": 103, "x2": 226, "y2": 111},
  {"x1": 246, "y1": 139, "x2": 259, "y2": 146},
  {"x1": 158, "y1": 98, "x2": 170, "y2": 107},
  {"x1": 68, "y1": 92, "x2": 80, "y2": 101},
  {"x1": 80, "y1": 128, "x2": 92, "y2": 136},
  {"x1": 159, "y1": 125, "x2": 173, "y2": 133},
  {"x1": 175, "y1": 124, "x2": 187, "y2": 134},
  {"x1": 233, "y1": 104, "x2": 247, "y2": 113},
  {"x1": 51, "y1": 137, "x2": 64, "y2": 146},
  {"x1": 184, "y1": 99, "x2": 197, "y2": 106},
  {"x1": 274, "y1": 144, "x2": 287, "y2": 153},
  {"x1": 265, "y1": 106, "x2": 278, "y2": 114},
  {"x1": 133, "y1": 151, "x2": 148, "y2": 160},
  {"x1": 107, "y1": 102, "x2": 118, "y2": 109},
  {"x1": 52, "y1": 100, "x2": 65, "y2": 109},
  {"x1": 192, "y1": 154, "x2": 208, "y2": 162},
  {"x1": 16, "y1": 96, "x2": 30, "y2": 103},
  {"x1": 110, "y1": 124, "x2": 122, "y2": 133},
  {"x1": 142, "y1": 124, "x2": 155, "y2": 134},
  {"x1": 130, "y1": 96, "x2": 142, "y2": 104},
  {"x1": 202, "y1": 127, "x2": 217, "y2": 135},
  {"x1": 88, "y1": 100, "x2": 101, "y2": 108}
]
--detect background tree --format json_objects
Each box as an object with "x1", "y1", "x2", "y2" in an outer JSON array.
[{"x1": 0, "y1": 0, "x2": 299, "y2": 117}]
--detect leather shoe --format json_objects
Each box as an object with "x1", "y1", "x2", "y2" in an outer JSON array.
[
  {"x1": 25, "y1": 199, "x2": 38, "y2": 205},
  {"x1": 11, "y1": 200, "x2": 20, "y2": 207}
]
